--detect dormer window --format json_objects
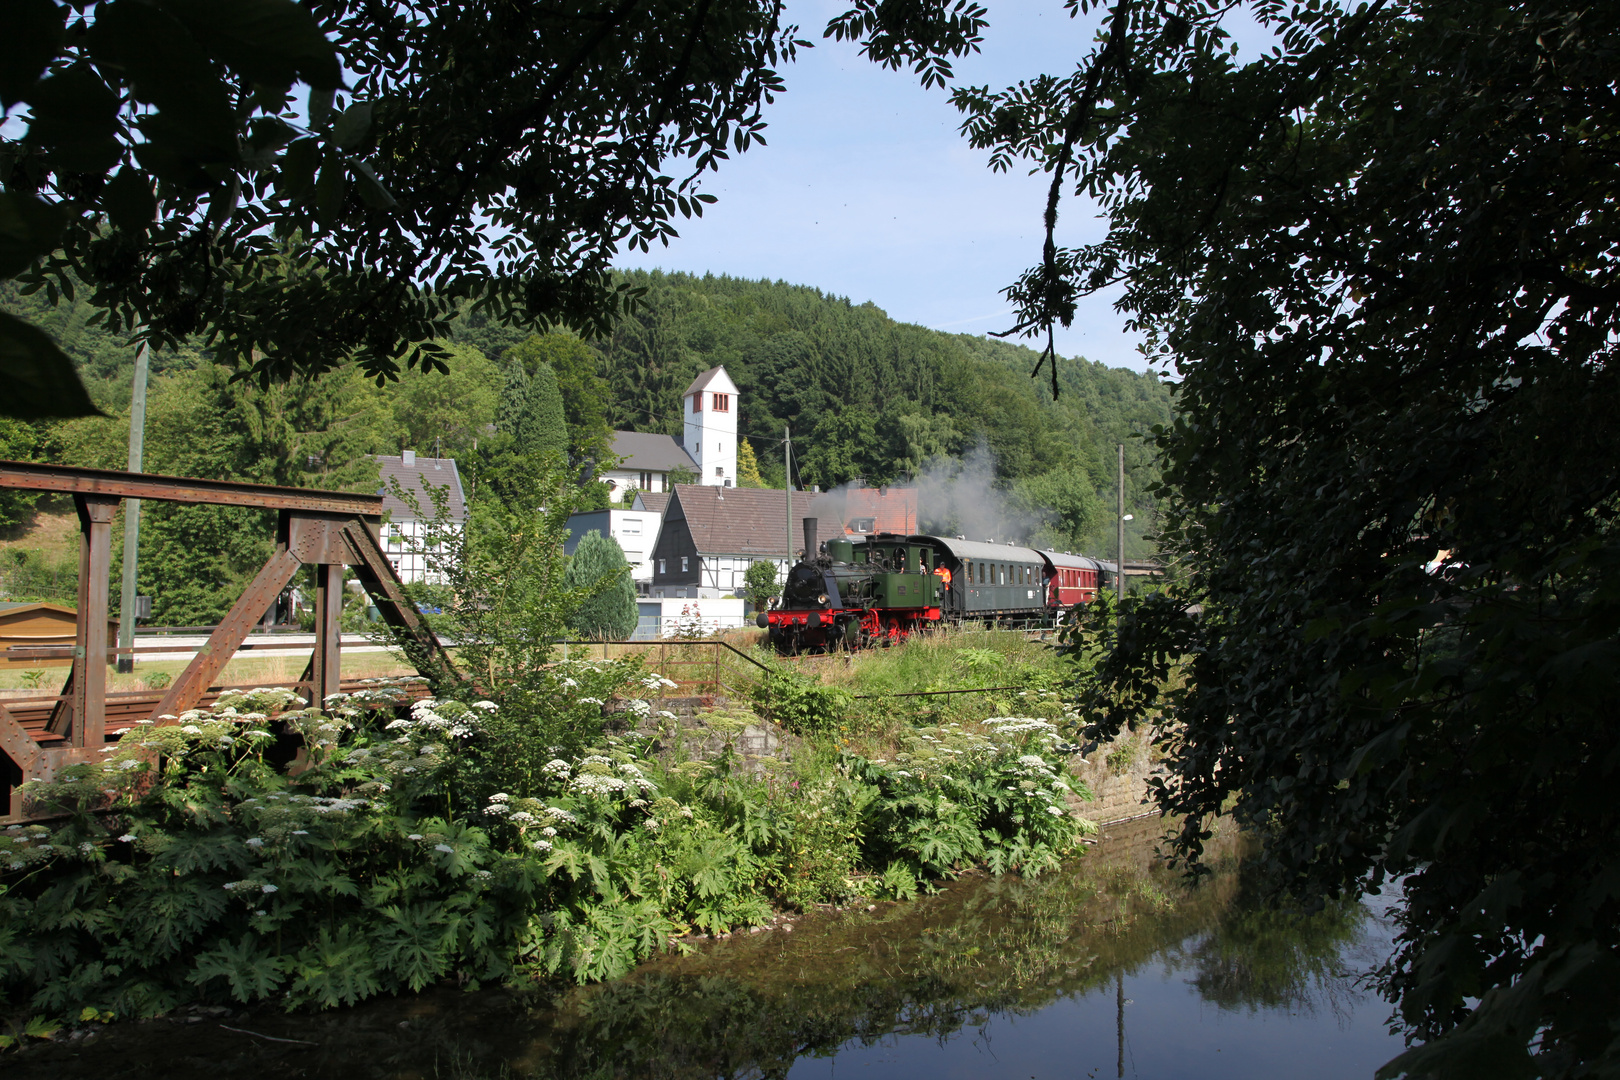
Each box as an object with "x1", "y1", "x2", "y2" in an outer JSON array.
[{"x1": 712, "y1": 393, "x2": 730, "y2": 412}]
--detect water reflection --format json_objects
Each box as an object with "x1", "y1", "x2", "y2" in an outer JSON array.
[{"x1": 12, "y1": 823, "x2": 1405, "y2": 1080}]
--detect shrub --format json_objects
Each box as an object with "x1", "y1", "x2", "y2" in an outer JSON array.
[
  {"x1": 845, "y1": 717, "x2": 1094, "y2": 890},
  {"x1": 563, "y1": 530, "x2": 638, "y2": 640},
  {"x1": 750, "y1": 671, "x2": 852, "y2": 736}
]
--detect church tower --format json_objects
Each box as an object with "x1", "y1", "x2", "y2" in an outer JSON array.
[{"x1": 682, "y1": 366, "x2": 740, "y2": 486}]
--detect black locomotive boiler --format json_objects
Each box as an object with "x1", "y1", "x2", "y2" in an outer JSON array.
[{"x1": 759, "y1": 518, "x2": 1104, "y2": 654}]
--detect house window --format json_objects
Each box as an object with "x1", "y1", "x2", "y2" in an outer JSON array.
[
  {"x1": 712, "y1": 393, "x2": 730, "y2": 412},
  {"x1": 640, "y1": 471, "x2": 653, "y2": 490},
  {"x1": 714, "y1": 466, "x2": 723, "y2": 477},
  {"x1": 681, "y1": 556, "x2": 689, "y2": 572},
  {"x1": 690, "y1": 393, "x2": 702, "y2": 412},
  {"x1": 851, "y1": 518, "x2": 875, "y2": 533},
  {"x1": 621, "y1": 518, "x2": 641, "y2": 535},
  {"x1": 658, "y1": 559, "x2": 666, "y2": 574},
  {"x1": 387, "y1": 524, "x2": 402, "y2": 549}
]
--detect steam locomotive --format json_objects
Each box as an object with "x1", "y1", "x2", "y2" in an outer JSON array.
[{"x1": 758, "y1": 518, "x2": 1106, "y2": 653}]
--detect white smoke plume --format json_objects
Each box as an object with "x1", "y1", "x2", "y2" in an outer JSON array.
[{"x1": 912, "y1": 439, "x2": 1044, "y2": 544}]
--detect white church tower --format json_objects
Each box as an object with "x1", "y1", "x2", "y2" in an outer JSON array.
[{"x1": 683, "y1": 366, "x2": 739, "y2": 486}]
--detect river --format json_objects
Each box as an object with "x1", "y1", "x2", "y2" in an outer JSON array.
[{"x1": 10, "y1": 818, "x2": 1408, "y2": 1079}]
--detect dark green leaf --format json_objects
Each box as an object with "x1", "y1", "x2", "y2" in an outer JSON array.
[
  {"x1": 0, "y1": 0, "x2": 63, "y2": 108},
  {"x1": 332, "y1": 102, "x2": 373, "y2": 150},
  {"x1": 155, "y1": 0, "x2": 343, "y2": 92},
  {"x1": 101, "y1": 167, "x2": 157, "y2": 235},
  {"x1": 24, "y1": 62, "x2": 123, "y2": 175},
  {"x1": 315, "y1": 156, "x2": 345, "y2": 226},
  {"x1": 89, "y1": 0, "x2": 238, "y2": 163},
  {"x1": 351, "y1": 160, "x2": 396, "y2": 210},
  {"x1": 0, "y1": 191, "x2": 65, "y2": 278},
  {"x1": 0, "y1": 310, "x2": 103, "y2": 419}
]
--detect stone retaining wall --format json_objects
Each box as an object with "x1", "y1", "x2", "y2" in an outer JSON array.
[{"x1": 1067, "y1": 726, "x2": 1166, "y2": 826}]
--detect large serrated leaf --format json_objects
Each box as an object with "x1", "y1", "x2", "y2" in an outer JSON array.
[
  {"x1": 0, "y1": 191, "x2": 65, "y2": 278},
  {"x1": 156, "y1": 0, "x2": 343, "y2": 92},
  {"x1": 0, "y1": 0, "x2": 63, "y2": 109},
  {"x1": 0, "y1": 310, "x2": 102, "y2": 419}
]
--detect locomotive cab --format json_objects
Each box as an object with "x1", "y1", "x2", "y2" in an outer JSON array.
[{"x1": 763, "y1": 521, "x2": 944, "y2": 653}]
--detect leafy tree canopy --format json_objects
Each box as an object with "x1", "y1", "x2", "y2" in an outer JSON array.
[
  {"x1": 0, "y1": 1, "x2": 990, "y2": 418},
  {"x1": 926, "y1": 0, "x2": 1620, "y2": 1073},
  {"x1": 505, "y1": 333, "x2": 614, "y2": 463}
]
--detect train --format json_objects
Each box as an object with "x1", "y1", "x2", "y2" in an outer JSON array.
[{"x1": 758, "y1": 518, "x2": 1107, "y2": 653}]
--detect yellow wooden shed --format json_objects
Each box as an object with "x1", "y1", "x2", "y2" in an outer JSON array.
[{"x1": 0, "y1": 602, "x2": 119, "y2": 668}]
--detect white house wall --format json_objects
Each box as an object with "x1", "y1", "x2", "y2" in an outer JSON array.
[{"x1": 381, "y1": 519, "x2": 460, "y2": 584}]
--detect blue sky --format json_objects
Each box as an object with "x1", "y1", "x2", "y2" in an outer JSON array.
[{"x1": 611, "y1": 2, "x2": 1147, "y2": 372}]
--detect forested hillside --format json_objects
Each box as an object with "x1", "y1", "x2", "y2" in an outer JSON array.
[
  {"x1": 463, "y1": 272, "x2": 1175, "y2": 555},
  {"x1": 1, "y1": 272, "x2": 1171, "y2": 618}
]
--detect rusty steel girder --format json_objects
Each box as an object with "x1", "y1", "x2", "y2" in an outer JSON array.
[
  {"x1": 0, "y1": 461, "x2": 457, "y2": 822},
  {"x1": 0, "y1": 460, "x2": 382, "y2": 516}
]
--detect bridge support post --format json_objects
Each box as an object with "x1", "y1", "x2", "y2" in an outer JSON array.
[
  {"x1": 312, "y1": 563, "x2": 343, "y2": 706},
  {"x1": 70, "y1": 495, "x2": 119, "y2": 749}
]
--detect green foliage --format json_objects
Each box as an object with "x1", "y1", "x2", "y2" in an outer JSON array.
[
  {"x1": 563, "y1": 531, "x2": 638, "y2": 641},
  {"x1": 116, "y1": 365, "x2": 381, "y2": 624},
  {"x1": 743, "y1": 559, "x2": 780, "y2": 610},
  {"x1": 983, "y1": 0, "x2": 1620, "y2": 1072},
  {"x1": 2, "y1": 1, "x2": 865, "y2": 406},
  {"x1": 505, "y1": 334, "x2": 613, "y2": 463},
  {"x1": 845, "y1": 717, "x2": 1092, "y2": 889},
  {"x1": 0, "y1": 661, "x2": 1090, "y2": 1023},
  {"x1": 383, "y1": 451, "x2": 602, "y2": 757},
  {"x1": 0, "y1": 543, "x2": 76, "y2": 605},
  {"x1": 750, "y1": 671, "x2": 852, "y2": 736},
  {"x1": 594, "y1": 271, "x2": 1170, "y2": 556},
  {"x1": 736, "y1": 437, "x2": 766, "y2": 487},
  {"x1": 0, "y1": 418, "x2": 43, "y2": 531},
  {"x1": 0, "y1": 686, "x2": 536, "y2": 1018},
  {"x1": 385, "y1": 342, "x2": 502, "y2": 457},
  {"x1": 496, "y1": 362, "x2": 567, "y2": 461}
]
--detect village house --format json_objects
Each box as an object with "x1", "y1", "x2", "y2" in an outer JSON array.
[
  {"x1": 376, "y1": 450, "x2": 466, "y2": 583},
  {"x1": 594, "y1": 430, "x2": 697, "y2": 500},
  {"x1": 594, "y1": 364, "x2": 742, "y2": 500},
  {"x1": 562, "y1": 505, "x2": 664, "y2": 583},
  {"x1": 648, "y1": 485, "x2": 815, "y2": 599}
]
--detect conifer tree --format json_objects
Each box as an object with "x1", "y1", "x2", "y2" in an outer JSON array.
[
  {"x1": 563, "y1": 530, "x2": 638, "y2": 640},
  {"x1": 736, "y1": 438, "x2": 766, "y2": 487},
  {"x1": 497, "y1": 362, "x2": 567, "y2": 460},
  {"x1": 524, "y1": 363, "x2": 569, "y2": 460}
]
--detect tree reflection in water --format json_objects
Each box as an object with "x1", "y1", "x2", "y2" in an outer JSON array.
[{"x1": 8, "y1": 826, "x2": 1398, "y2": 1080}]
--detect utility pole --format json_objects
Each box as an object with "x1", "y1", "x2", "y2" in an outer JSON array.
[
  {"x1": 1117, "y1": 971, "x2": 1126, "y2": 1077},
  {"x1": 784, "y1": 426, "x2": 793, "y2": 568},
  {"x1": 1117, "y1": 442, "x2": 1126, "y2": 604},
  {"x1": 116, "y1": 341, "x2": 150, "y2": 673}
]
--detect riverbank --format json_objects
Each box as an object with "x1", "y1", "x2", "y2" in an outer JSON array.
[
  {"x1": 1, "y1": 635, "x2": 1106, "y2": 1041},
  {"x1": 5, "y1": 815, "x2": 1408, "y2": 1080}
]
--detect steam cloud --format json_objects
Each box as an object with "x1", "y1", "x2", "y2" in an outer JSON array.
[{"x1": 912, "y1": 439, "x2": 1045, "y2": 545}]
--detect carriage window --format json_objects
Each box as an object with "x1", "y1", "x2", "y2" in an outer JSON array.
[{"x1": 978, "y1": 562, "x2": 985, "y2": 584}]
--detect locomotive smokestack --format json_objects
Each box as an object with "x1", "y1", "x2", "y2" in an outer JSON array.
[{"x1": 803, "y1": 516, "x2": 818, "y2": 559}]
